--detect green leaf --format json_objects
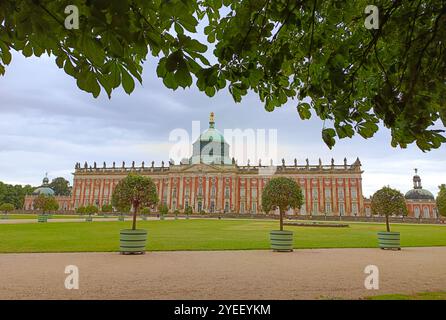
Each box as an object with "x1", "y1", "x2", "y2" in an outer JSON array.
[
  {"x1": 120, "y1": 66, "x2": 135, "y2": 94},
  {"x1": 174, "y1": 60, "x2": 192, "y2": 88},
  {"x1": 22, "y1": 44, "x2": 33, "y2": 57},
  {"x1": 322, "y1": 128, "x2": 336, "y2": 149},
  {"x1": 0, "y1": 43, "x2": 11, "y2": 65},
  {"x1": 297, "y1": 102, "x2": 312, "y2": 120}
]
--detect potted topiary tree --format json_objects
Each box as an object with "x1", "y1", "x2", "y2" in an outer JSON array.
[
  {"x1": 371, "y1": 186, "x2": 408, "y2": 250},
  {"x1": 184, "y1": 206, "x2": 192, "y2": 219},
  {"x1": 112, "y1": 174, "x2": 158, "y2": 254},
  {"x1": 101, "y1": 204, "x2": 113, "y2": 218},
  {"x1": 140, "y1": 207, "x2": 150, "y2": 220},
  {"x1": 116, "y1": 204, "x2": 130, "y2": 221},
  {"x1": 436, "y1": 184, "x2": 446, "y2": 221},
  {"x1": 174, "y1": 209, "x2": 180, "y2": 220},
  {"x1": 262, "y1": 177, "x2": 303, "y2": 252},
  {"x1": 158, "y1": 204, "x2": 168, "y2": 220},
  {"x1": 0, "y1": 203, "x2": 14, "y2": 219},
  {"x1": 85, "y1": 205, "x2": 98, "y2": 222},
  {"x1": 76, "y1": 206, "x2": 86, "y2": 217},
  {"x1": 34, "y1": 194, "x2": 59, "y2": 222}
]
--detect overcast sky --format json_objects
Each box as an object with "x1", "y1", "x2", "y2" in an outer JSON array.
[{"x1": 0, "y1": 52, "x2": 445, "y2": 197}]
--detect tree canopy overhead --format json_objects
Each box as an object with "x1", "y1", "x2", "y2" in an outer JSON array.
[{"x1": 0, "y1": 0, "x2": 445, "y2": 150}]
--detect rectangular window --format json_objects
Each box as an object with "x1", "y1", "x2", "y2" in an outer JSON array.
[
  {"x1": 251, "y1": 188, "x2": 257, "y2": 198},
  {"x1": 252, "y1": 202, "x2": 256, "y2": 214},
  {"x1": 325, "y1": 202, "x2": 332, "y2": 215},
  {"x1": 312, "y1": 202, "x2": 318, "y2": 215},
  {"x1": 351, "y1": 188, "x2": 357, "y2": 199},
  {"x1": 312, "y1": 188, "x2": 318, "y2": 200},
  {"x1": 240, "y1": 187, "x2": 245, "y2": 197},
  {"x1": 339, "y1": 203, "x2": 345, "y2": 216},
  {"x1": 352, "y1": 203, "x2": 358, "y2": 215},
  {"x1": 325, "y1": 189, "x2": 331, "y2": 199},
  {"x1": 338, "y1": 189, "x2": 344, "y2": 200},
  {"x1": 225, "y1": 187, "x2": 230, "y2": 198}
]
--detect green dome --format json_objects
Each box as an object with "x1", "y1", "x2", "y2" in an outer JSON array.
[
  {"x1": 405, "y1": 170, "x2": 434, "y2": 200},
  {"x1": 197, "y1": 127, "x2": 226, "y2": 143},
  {"x1": 33, "y1": 175, "x2": 55, "y2": 196},
  {"x1": 405, "y1": 188, "x2": 434, "y2": 200},
  {"x1": 190, "y1": 112, "x2": 232, "y2": 165},
  {"x1": 32, "y1": 187, "x2": 55, "y2": 196}
]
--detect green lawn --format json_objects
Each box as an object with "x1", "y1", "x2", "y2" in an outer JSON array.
[
  {"x1": 0, "y1": 219, "x2": 445, "y2": 253},
  {"x1": 368, "y1": 292, "x2": 446, "y2": 300},
  {"x1": 2, "y1": 214, "x2": 83, "y2": 219}
]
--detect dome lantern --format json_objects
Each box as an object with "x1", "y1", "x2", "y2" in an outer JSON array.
[
  {"x1": 405, "y1": 169, "x2": 434, "y2": 200},
  {"x1": 209, "y1": 112, "x2": 215, "y2": 129}
]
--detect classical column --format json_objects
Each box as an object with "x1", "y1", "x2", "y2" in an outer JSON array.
[
  {"x1": 306, "y1": 178, "x2": 311, "y2": 214},
  {"x1": 217, "y1": 175, "x2": 223, "y2": 211},
  {"x1": 159, "y1": 179, "x2": 164, "y2": 206},
  {"x1": 345, "y1": 178, "x2": 351, "y2": 216},
  {"x1": 259, "y1": 177, "x2": 263, "y2": 214},
  {"x1": 179, "y1": 177, "x2": 184, "y2": 209},
  {"x1": 191, "y1": 177, "x2": 196, "y2": 210},
  {"x1": 232, "y1": 176, "x2": 237, "y2": 212},
  {"x1": 166, "y1": 177, "x2": 171, "y2": 210},
  {"x1": 319, "y1": 176, "x2": 323, "y2": 214},
  {"x1": 358, "y1": 177, "x2": 364, "y2": 215},
  {"x1": 332, "y1": 177, "x2": 337, "y2": 215},
  {"x1": 204, "y1": 176, "x2": 210, "y2": 210}
]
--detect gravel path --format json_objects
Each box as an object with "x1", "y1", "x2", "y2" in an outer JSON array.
[{"x1": 1, "y1": 247, "x2": 445, "y2": 299}]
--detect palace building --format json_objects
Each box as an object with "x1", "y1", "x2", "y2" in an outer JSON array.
[
  {"x1": 23, "y1": 174, "x2": 72, "y2": 211},
  {"x1": 363, "y1": 169, "x2": 438, "y2": 219},
  {"x1": 68, "y1": 113, "x2": 365, "y2": 216}
]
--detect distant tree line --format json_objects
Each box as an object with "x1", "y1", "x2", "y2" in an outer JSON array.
[
  {"x1": 0, "y1": 181, "x2": 34, "y2": 209},
  {"x1": 0, "y1": 177, "x2": 71, "y2": 209}
]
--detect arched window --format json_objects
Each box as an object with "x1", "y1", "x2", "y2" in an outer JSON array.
[
  {"x1": 423, "y1": 207, "x2": 429, "y2": 218},
  {"x1": 414, "y1": 207, "x2": 420, "y2": 218}
]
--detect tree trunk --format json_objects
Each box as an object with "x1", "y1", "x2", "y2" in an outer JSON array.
[
  {"x1": 132, "y1": 203, "x2": 138, "y2": 230},
  {"x1": 385, "y1": 214, "x2": 390, "y2": 232},
  {"x1": 280, "y1": 209, "x2": 283, "y2": 231}
]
